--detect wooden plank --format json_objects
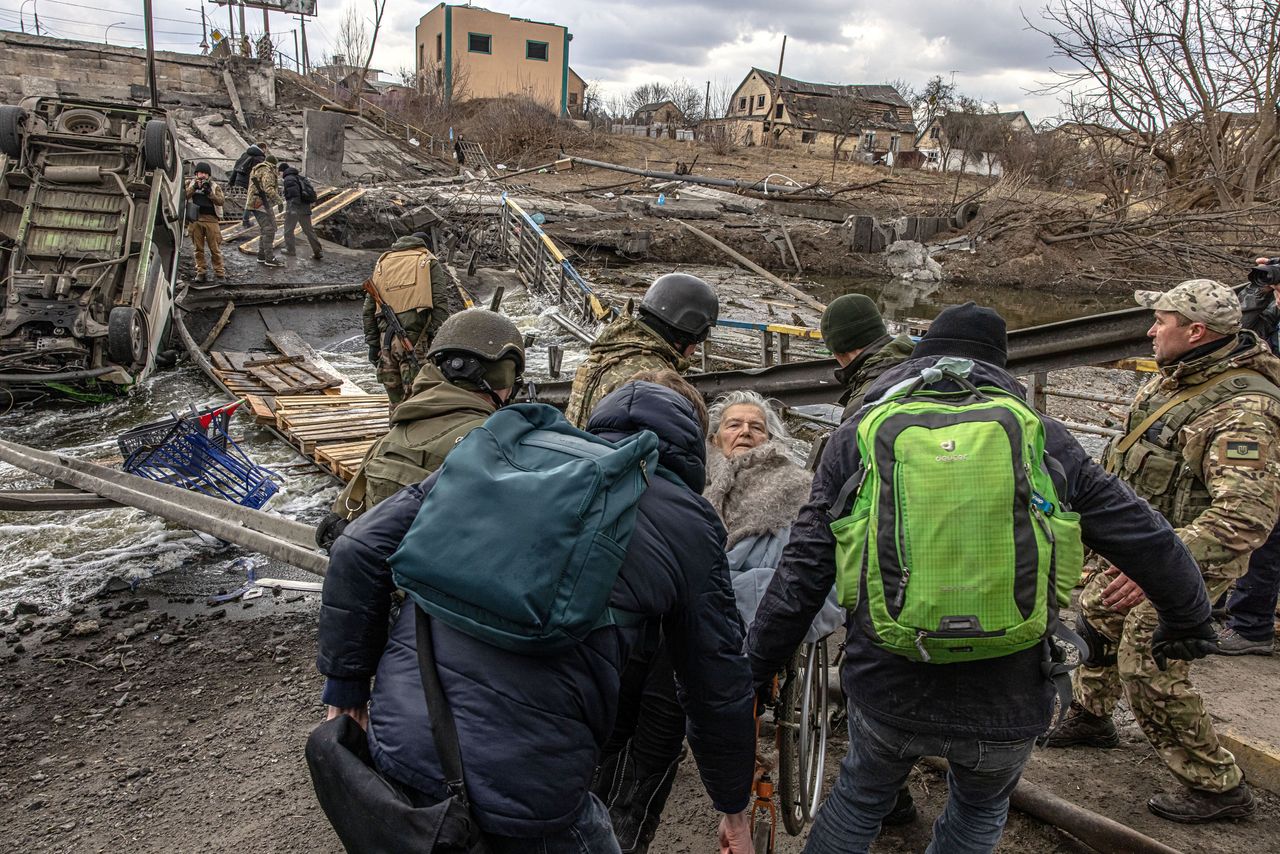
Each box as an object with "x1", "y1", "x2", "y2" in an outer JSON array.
[
  {"x1": 242, "y1": 354, "x2": 304, "y2": 368},
  {"x1": 246, "y1": 365, "x2": 297, "y2": 394},
  {"x1": 238, "y1": 188, "x2": 367, "y2": 254},
  {"x1": 200, "y1": 302, "x2": 236, "y2": 353}
]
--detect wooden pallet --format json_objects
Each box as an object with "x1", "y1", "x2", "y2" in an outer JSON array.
[
  {"x1": 273, "y1": 394, "x2": 390, "y2": 455},
  {"x1": 210, "y1": 350, "x2": 345, "y2": 397},
  {"x1": 314, "y1": 439, "x2": 377, "y2": 481},
  {"x1": 219, "y1": 186, "x2": 341, "y2": 241}
]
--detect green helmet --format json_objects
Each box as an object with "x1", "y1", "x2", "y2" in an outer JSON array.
[{"x1": 427, "y1": 309, "x2": 525, "y2": 375}]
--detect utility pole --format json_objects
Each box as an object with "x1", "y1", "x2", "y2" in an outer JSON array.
[
  {"x1": 34, "y1": 0, "x2": 42, "y2": 35},
  {"x1": 198, "y1": 3, "x2": 208, "y2": 53},
  {"x1": 765, "y1": 34, "x2": 787, "y2": 165},
  {"x1": 292, "y1": 29, "x2": 300, "y2": 72},
  {"x1": 238, "y1": 1, "x2": 247, "y2": 42},
  {"x1": 227, "y1": 0, "x2": 235, "y2": 45},
  {"x1": 705, "y1": 80, "x2": 711, "y2": 121},
  {"x1": 143, "y1": 0, "x2": 158, "y2": 108},
  {"x1": 298, "y1": 15, "x2": 310, "y2": 73}
]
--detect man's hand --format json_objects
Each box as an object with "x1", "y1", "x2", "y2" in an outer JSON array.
[
  {"x1": 368, "y1": 345, "x2": 381, "y2": 365},
  {"x1": 1151, "y1": 620, "x2": 1218, "y2": 671},
  {"x1": 718, "y1": 809, "x2": 753, "y2": 854},
  {"x1": 1100, "y1": 564, "x2": 1146, "y2": 612},
  {"x1": 326, "y1": 704, "x2": 369, "y2": 730}
]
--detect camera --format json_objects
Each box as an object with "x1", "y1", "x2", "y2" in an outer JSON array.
[{"x1": 1249, "y1": 259, "x2": 1280, "y2": 287}]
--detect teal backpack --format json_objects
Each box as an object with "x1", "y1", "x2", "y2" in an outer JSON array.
[
  {"x1": 829, "y1": 364, "x2": 1085, "y2": 666},
  {"x1": 389, "y1": 403, "x2": 658, "y2": 654}
]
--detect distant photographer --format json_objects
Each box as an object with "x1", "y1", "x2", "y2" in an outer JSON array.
[
  {"x1": 186, "y1": 162, "x2": 226, "y2": 283},
  {"x1": 1243, "y1": 256, "x2": 1280, "y2": 352}
]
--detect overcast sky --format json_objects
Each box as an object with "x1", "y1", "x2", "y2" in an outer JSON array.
[{"x1": 0, "y1": 0, "x2": 1068, "y2": 121}]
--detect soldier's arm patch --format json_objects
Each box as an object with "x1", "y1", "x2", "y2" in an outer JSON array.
[{"x1": 1220, "y1": 438, "x2": 1263, "y2": 468}]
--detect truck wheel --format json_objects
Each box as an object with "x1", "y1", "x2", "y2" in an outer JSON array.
[
  {"x1": 143, "y1": 119, "x2": 173, "y2": 172},
  {"x1": 108, "y1": 306, "x2": 148, "y2": 366},
  {"x1": 952, "y1": 201, "x2": 980, "y2": 229},
  {"x1": 0, "y1": 106, "x2": 27, "y2": 159}
]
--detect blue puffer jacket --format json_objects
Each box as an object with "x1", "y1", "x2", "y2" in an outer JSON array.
[{"x1": 317, "y1": 382, "x2": 755, "y2": 838}]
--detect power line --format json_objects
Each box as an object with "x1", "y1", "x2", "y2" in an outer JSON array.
[
  {"x1": 0, "y1": 7, "x2": 204, "y2": 37},
  {"x1": 20, "y1": 0, "x2": 199, "y2": 26}
]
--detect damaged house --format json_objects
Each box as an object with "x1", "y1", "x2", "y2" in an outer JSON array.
[
  {"x1": 717, "y1": 68, "x2": 916, "y2": 160},
  {"x1": 915, "y1": 110, "x2": 1034, "y2": 176}
]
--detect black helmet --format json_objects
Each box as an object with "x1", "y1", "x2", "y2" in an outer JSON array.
[
  {"x1": 427, "y1": 309, "x2": 525, "y2": 374},
  {"x1": 639, "y1": 273, "x2": 719, "y2": 341}
]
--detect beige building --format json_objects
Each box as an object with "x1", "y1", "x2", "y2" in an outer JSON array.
[
  {"x1": 718, "y1": 68, "x2": 916, "y2": 157},
  {"x1": 567, "y1": 67, "x2": 587, "y2": 118},
  {"x1": 633, "y1": 100, "x2": 685, "y2": 126},
  {"x1": 415, "y1": 3, "x2": 575, "y2": 115}
]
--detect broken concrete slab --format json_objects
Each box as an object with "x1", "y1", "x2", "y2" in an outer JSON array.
[
  {"x1": 618, "y1": 196, "x2": 722, "y2": 220},
  {"x1": 678, "y1": 185, "x2": 765, "y2": 214},
  {"x1": 303, "y1": 109, "x2": 348, "y2": 186},
  {"x1": 551, "y1": 227, "x2": 652, "y2": 255},
  {"x1": 426, "y1": 188, "x2": 609, "y2": 220},
  {"x1": 885, "y1": 240, "x2": 943, "y2": 282}
]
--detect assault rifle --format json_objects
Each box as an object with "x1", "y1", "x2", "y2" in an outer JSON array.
[{"x1": 362, "y1": 278, "x2": 422, "y2": 373}]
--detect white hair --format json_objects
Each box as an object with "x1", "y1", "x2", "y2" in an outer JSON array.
[{"x1": 707, "y1": 390, "x2": 788, "y2": 440}]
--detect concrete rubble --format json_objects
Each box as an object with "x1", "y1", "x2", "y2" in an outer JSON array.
[{"x1": 885, "y1": 240, "x2": 944, "y2": 282}]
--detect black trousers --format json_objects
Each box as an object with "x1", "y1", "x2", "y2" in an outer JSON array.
[{"x1": 283, "y1": 202, "x2": 322, "y2": 257}]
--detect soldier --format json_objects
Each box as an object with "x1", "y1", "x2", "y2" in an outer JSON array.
[
  {"x1": 185, "y1": 162, "x2": 226, "y2": 283},
  {"x1": 363, "y1": 232, "x2": 453, "y2": 414},
  {"x1": 246, "y1": 153, "x2": 283, "y2": 268},
  {"x1": 820, "y1": 293, "x2": 915, "y2": 421},
  {"x1": 565, "y1": 273, "x2": 718, "y2": 428},
  {"x1": 315, "y1": 310, "x2": 524, "y2": 550},
  {"x1": 1045, "y1": 279, "x2": 1280, "y2": 822}
]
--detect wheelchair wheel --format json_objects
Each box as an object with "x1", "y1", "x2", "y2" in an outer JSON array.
[{"x1": 776, "y1": 640, "x2": 830, "y2": 834}]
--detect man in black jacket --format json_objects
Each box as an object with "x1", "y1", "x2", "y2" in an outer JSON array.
[
  {"x1": 229, "y1": 143, "x2": 266, "y2": 228},
  {"x1": 316, "y1": 381, "x2": 756, "y2": 853},
  {"x1": 747, "y1": 302, "x2": 1215, "y2": 854},
  {"x1": 278, "y1": 161, "x2": 323, "y2": 261}
]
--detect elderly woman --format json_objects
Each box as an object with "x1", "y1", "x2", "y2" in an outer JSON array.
[
  {"x1": 705, "y1": 390, "x2": 845, "y2": 642},
  {"x1": 595, "y1": 383, "x2": 841, "y2": 853}
]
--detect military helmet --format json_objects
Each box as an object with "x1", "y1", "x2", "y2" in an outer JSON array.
[
  {"x1": 427, "y1": 309, "x2": 525, "y2": 373},
  {"x1": 639, "y1": 273, "x2": 719, "y2": 340}
]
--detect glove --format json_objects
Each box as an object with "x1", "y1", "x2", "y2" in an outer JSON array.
[
  {"x1": 367, "y1": 346, "x2": 380, "y2": 365},
  {"x1": 754, "y1": 678, "x2": 777, "y2": 714},
  {"x1": 315, "y1": 511, "x2": 348, "y2": 552},
  {"x1": 1151, "y1": 619, "x2": 1218, "y2": 671}
]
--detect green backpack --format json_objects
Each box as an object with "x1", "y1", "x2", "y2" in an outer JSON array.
[{"x1": 830, "y1": 365, "x2": 1084, "y2": 665}]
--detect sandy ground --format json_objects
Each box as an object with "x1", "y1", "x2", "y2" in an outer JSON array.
[{"x1": 0, "y1": 589, "x2": 1275, "y2": 854}]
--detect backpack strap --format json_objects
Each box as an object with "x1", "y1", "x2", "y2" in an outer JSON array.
[
  {"x1": 1110, "y1": 369, "x2": 1262, "y2": 460},
  {"x1": 413, "y1": 606, "x2": 474, "y2": 806},
  {"x1": 827, "y1": 466, "x2": 866, "y2": 521}
]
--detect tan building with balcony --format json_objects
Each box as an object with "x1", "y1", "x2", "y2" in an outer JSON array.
[{"x1": 415, "y1": 3, "x2": 576, "y2": 116}]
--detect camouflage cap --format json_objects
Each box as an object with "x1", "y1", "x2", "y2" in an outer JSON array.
[{"x1": 1134, "y1": 279, "x2": 1240, "y2": 334}]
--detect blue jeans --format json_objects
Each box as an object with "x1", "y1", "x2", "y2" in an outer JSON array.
[
  {"x1": 1227, "y1": 518, "x2": 1280, "y2": 641},
  {"x1": 803, "y1": 704, "x2": 1036, "y2": 854},
  {"x1": 488, "y1": 794, "x2": 620, "y2": 854}
]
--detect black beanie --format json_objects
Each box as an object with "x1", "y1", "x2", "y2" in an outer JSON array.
[
  {"x1": 913, "y1": 301, "x2": 1008, "y2": 367},
  {"x1": 820, "y1": 294, "x2": 887, "y2": 353},
  {"x1": 194, "y1": 161, "x2": 212, "y2": 175}
]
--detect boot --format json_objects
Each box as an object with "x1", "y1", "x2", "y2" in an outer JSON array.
[
  {"x1": 1148, "y1": 783, "x2": 1256, "y2": 823},
  {"x1": 1041, "y1": 701, "x2": 1119, "y2": 748},
  {"x1": 882, "y1": 786, "x2": 917, "y2": 826},
  {"x1": 1213, "y1": 626, "x2": 1274, "y2": 656}
]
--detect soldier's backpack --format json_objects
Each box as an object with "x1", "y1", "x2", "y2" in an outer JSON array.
[
  {"x1": 297, "y1": 174, "x2": 318, "y2": 204},
  {"x1": 829, "y1": 364, "x2": 1084, "y2": 665},
  {"x1": 389, "y1": 403, "x2": 659, "y2": 653}
]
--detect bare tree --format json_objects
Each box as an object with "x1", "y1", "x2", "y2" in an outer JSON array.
[
  {"x1": 912, "y1": 74, "x2": 957, "y2": 136},
  {"x1": 328, "y1": 5, "x2": 368, "y2": 79},
  {"x1": 347, "y1": 0, "x2": 387, "y2": 110},
  {"x1": 1031, "y1": 0, "x2": 1280, "y2": 208},
  {"x1": 666, "y1": 78, "x2": 702, "y2": 124}
]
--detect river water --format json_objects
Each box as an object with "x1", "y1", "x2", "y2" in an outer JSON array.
[{"x1": 0, "y1": 275, "x2": 1131, "y2": 610}]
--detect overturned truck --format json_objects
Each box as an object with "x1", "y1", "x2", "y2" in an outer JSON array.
[{"x1": 0, "y1": 96, "x2": 183, "y2": 403}]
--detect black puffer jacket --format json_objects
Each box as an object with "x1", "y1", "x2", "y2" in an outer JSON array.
[
  {"x1": 230, "y1": 144, "x2": 264, "y2": 189},
  {"x1": 317, "y1": 382, "x2": 755, "y2": 837},
  {"x1": 280, "y1": 165, "x2": 308, "y2": 205},
  {"x1": 747, "y1": 356, "x2": 1212, "y2": 740}
]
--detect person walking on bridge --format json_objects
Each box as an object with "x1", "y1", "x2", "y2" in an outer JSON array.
[
  {"x1": 565, "y1": 273, "x2": 718, "y2": 428},
  {"x1": 1045, "y1": 279, "x2": 1280, "y2": 823},
  {"x1": 246, "y1": 153, "x2": 283, "y2": 268},
  {"x1": 363, "y1": 232, "x2": 453, "y2": 415}
]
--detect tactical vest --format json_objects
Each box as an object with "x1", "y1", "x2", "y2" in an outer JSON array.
[
  {"x1": 1106, "y1": 369, "x2": 1280, "y2": 527},
  {"x1": 373, "y1": 249, "x2": 435, "y2": 315}
]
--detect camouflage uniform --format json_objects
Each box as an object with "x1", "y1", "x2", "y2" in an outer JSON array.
[
  {"x1": 332, "y1": 363, "x2": 494, "y2": 518},
  {"x1": 363, "y1": 236, "x2": 452, "y2": 413},
  {"x1": 564, "y1": 314, "x2": 688, "y2": 428},
  {"x1": 834, "y1": 332, "x2": 915, "y2": 421},
  {"x1": 1076, "y1": 319, "x2": 1280, "y2": 793}
]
